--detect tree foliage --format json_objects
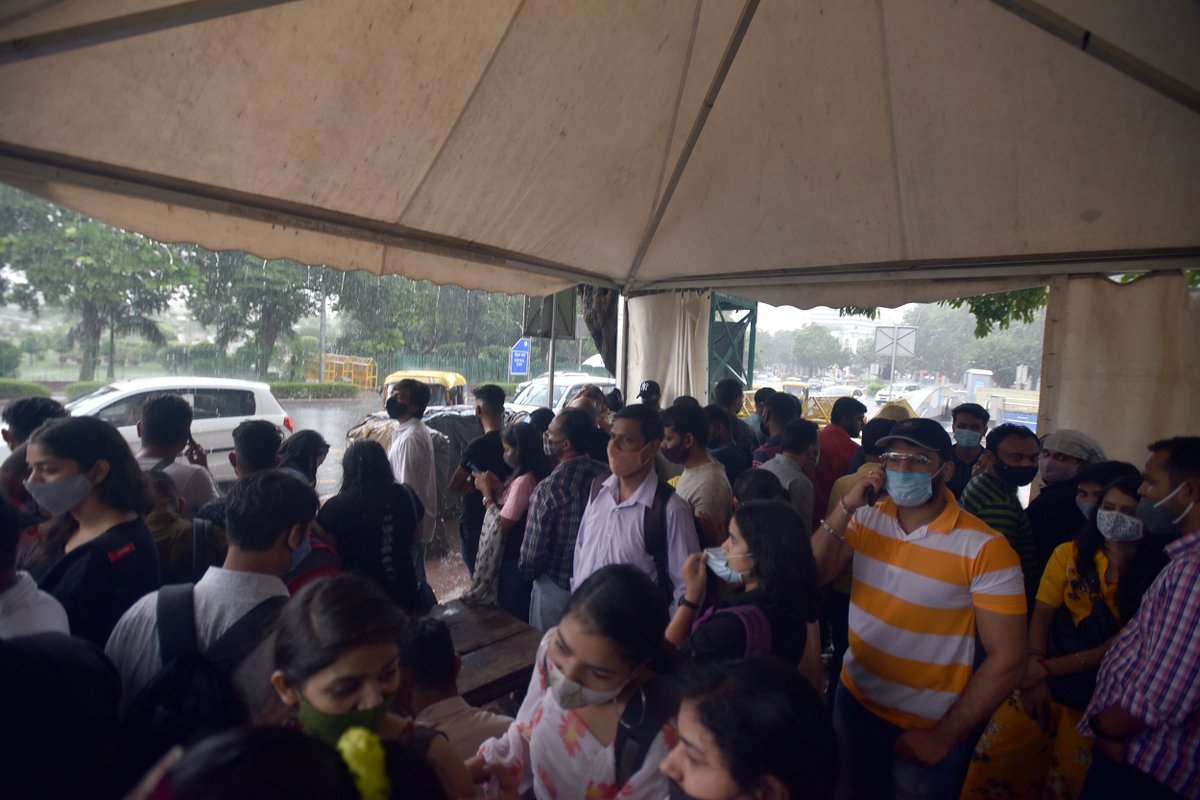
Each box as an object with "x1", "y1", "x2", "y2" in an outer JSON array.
[
  {"x1": 840, "y1": 286, "x2": 1050, "y2": 339},
  {"x1": 0, "y1": 185, "x2": 182, "y2": 380},
  {"x1": 181, "y1": 252, "x2": 324, "y2": 380}
]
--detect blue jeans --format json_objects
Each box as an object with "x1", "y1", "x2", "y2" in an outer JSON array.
[
  {"x1": 833, "y1": 682, "x2": 976, "y2": 800},
  {"x1": 529, "y1": 574, "x2": 571, "y2": 631}
]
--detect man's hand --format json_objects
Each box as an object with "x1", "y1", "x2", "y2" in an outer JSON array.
[
  {"x1": 185, "y1": 435, "x2": 208, "y2": 468},
  {"x1": 841, "y1": 468, "x2": 886, "y2": 513},
  {"x1": 681, "y1": 551, "x2": 708, "y2": 604},
  {"x1": 893, "y1": 728, "x2": 956, "y2": 766}
]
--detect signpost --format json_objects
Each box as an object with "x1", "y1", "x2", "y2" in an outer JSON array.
[
  {"x1": 509, "y1": 338, "x2": 530, "y2": 377},
  {"x1": 874, "y1": 325, "x2": 917, "y2": 400}
]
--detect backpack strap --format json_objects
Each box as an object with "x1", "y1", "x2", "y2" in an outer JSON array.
[
  {"x1": 715, "y1": 604, "x2": 774, "y2": 658},
  {"x1": 190, "y1": 518, "x2": 215, "y2": 582},
  {"x1": 148, "y1": 456, "x2": 175, "y2": 473},
  {"x1": 156, "y1": 583, "x2": 198, "y2": 664},
  {"x1": 642, "y1": 480, "x2": 674, "y2": 607},
  {"x1": 204, "y1": 595, "x2": 289, "y2": 669},
  {"x1": 614, "y1": 675, "x2": 681, "y2": 788}
]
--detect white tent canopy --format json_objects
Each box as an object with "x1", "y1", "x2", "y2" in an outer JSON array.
[{"x1": 1, "y1": 0, "x2": 1197, "y2": 311}]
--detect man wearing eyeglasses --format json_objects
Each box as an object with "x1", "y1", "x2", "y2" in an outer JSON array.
[
  {"x1": 811, "y1": 417, "x2": 1027, "y2": 800},
  {"x1": 518, "y1": 408, "x2": 609, "y2": 631}
]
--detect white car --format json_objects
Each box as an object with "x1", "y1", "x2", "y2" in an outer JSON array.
[
  {"x1": 509, "y1": 374, "x2": 617, "y2": 413},
  {"x1": 874, "y1": 383, "x2": 921, "y2": 405},
  {"x1": 66, "y1": 377, "x2": 292, "y2": 484}
]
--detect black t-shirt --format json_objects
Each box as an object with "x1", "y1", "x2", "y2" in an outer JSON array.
[
  {"x1": 708, "y1": 445, "x2": 749, "y2": 486},
  {"x1": 1027, "y1": 479, "x2": 1086, "y2": 569},
  {"x1": 459, "y1": 431, "x2": 511, "y2": 529},
  {"x1": 680, "y1": 587, "x2": 807, "y2": 664},
  {"x1": 318, "y1": 483, "x2": 424, "y2": 613},
  {"x1": 37, "y1": 517, "x2": 161, "y2": 648},
  {"x1": 948, "y1": 448, "x2": 983, "y2": 499}
]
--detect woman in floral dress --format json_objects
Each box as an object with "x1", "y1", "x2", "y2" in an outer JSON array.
[{"x1": 469, "y1": 565, "x2": 678, "y2": 799}]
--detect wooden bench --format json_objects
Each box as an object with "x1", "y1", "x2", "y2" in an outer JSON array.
[{"x1": 430, "y1": 600, "x2": 542, "y2": 706}]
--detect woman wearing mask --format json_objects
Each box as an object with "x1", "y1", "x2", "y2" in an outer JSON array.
[
  {"x1": 463, "y1": 423, "x2": 550, "y2": 621},
  {"x1": 270, "y1": 573, "x2": 476, "y2": 800},
  {"x1": 24, "y1": 416, "x2": 159, "y2": 647},
  {"x1": 316, "y1": 440, "x2": 423, "y2": 613},
  {"x1": 659, "y1": 659, "x2": 838, "y2": 800},
  {"x1": 960, "y1": 476, "x2": 1167, "y2": 800},
  {"x1": 469, "y1": 565, "x2": 678, "y2": 799},
  {"x1": 666, "y1": 501, "x2": 819, "y2": 665}
]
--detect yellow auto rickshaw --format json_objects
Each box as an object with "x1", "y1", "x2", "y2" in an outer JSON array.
[{"x1": 379, "y1": 370, "x2": 468, "y2": 407}]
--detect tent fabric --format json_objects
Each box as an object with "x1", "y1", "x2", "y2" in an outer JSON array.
[
  {"x1": 1037, "y1": 272, "x2": 1200, "y2": 465},
  {"x1": 626, "y1": 291, "x2": 711, "y2": 404},
  {"x1": 1, "y1": 0, "x2": 1197, "y2": 309}
]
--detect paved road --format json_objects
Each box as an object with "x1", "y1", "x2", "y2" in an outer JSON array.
[{"x1": 285, "y1": 395, "x2": 382, "y2": 498}]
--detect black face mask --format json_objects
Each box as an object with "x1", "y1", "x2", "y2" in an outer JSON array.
[
  {"x1": 995, "y1": 461, "x2": 1038, "y2": 488},
  {"x1": 386, "y1": 396, "x2": 409, "y2": 420}
]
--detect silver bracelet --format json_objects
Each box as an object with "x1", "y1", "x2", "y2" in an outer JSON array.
[{"x1": 820, "y1": 519, "x2": 845, "y2": 541}]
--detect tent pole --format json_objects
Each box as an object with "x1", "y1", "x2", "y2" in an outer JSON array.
[{"x1": 548, "y1": 292, "x2": 557, "y2": 409}]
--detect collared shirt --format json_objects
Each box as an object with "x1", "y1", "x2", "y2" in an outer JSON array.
[
  {"x1": 571, "y1": 469, "x2": 701, "y2": 613},
  {"x1": 759, "y1": 454, "x2": 814, "y2": 537},
  {"x1": 105, "y1": 566, "x2": 289, "y2": 719},
  {"x1": 842, "y1": 489, "x2": 1026, "y2": 730},
  {"x1": 752, "y1": 434, "x2": 785, "y2": 468},
  {"x1": 0, "y1": 571, "x2": 69, "y2": 638},
  {"x1": 1078, "y1": 528, "x2": 1200, "y2": 797},
  {"x1": 416, "y1": 695, "x2": 513, "y2": 761},
  {"x1": 518, "y1": 456, "x2": 608, "y2": 590},
  {"x1": 960, "y1": 472, "x2": 1040, "y2": 606},
  {"x1": 388, "y1": 417, "x2": 438, "y2": 544}
]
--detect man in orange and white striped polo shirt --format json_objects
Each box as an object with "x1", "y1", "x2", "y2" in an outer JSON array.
[{"x1": 812, "y1": 417, "x2": 1027, "y2": 800}]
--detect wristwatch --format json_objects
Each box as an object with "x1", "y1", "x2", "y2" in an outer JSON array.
[{"x1": 679, "y1": 598, "x2": 700, "y2": 611}]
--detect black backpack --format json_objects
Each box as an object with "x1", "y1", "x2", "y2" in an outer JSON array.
[
  {"x1": 123, "y1": 584, "x2": 287, "y2": 768},
  {"x1": 613, "y1": 675, "x2": 681, "y2": 787},
  {"x1": 588, "y1": 476, "x2": 676, "y2": 609}
]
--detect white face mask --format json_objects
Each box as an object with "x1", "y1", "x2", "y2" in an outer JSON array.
[
  {"x1": 1096, "y1": 510, "x2": 1145, "y2": 542},
  {"x1": 544, "y1": 656, "x2": 634, "y2": 710}
]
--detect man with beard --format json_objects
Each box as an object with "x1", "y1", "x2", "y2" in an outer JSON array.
[
  {"x1": 811, "y1": 418, "x2": 1026, "y2": 800},
  {"x1": 571, "y1": 404, "x2": 700, "y2": 614},
  {"x1": 1079, "y1": 436, "x2": 1200, "y2": 800},
  {"x1": 960, "y1": 424, "x2": 1043, "y2": 608}
]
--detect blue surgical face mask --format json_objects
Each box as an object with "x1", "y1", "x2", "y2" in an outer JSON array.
[
  {"x1": 1076, "y1": 500, "x2": 1097, "y2": 520},
  {"x1": 705, "y1": 546, "x2": 752, "y2": 584},
  {"x1": 953, "y1": 429, "x2": 982, "y2": 449},
  {"x1": 885, "y1": 469, "x2": 934, "y2": 507}
]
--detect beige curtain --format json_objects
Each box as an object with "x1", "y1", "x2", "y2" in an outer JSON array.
[
  {"x1": 1038, "y1": 272, "x2": 1200, "y2": 465},
  {"x1": 626, "y1": 291, "x2": 711, "y2": 405}
]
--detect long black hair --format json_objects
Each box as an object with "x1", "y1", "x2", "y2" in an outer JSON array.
[
  {"x1": 501, "y1": 422, "x2": 551, "y2": 482},
  {"x1": 733, "y1": 500, "x2": 819, "y2": 621},
  {"x1": 274, "y1": 574, "x2": 408, "y2": 687},
  {"x1": 1073, "y1": 475, "x2": 1167, "y2": 623},
  {"x1": 564, "y1": 565, "x2": 675, "y2": 673},
  {"x1": 338, "y1": 439, "x2": 395, "y2": 499},
  {"x1": 680, "y1": 658, "x2": 837, "y2": 800},
  {"x1": 28, "y1": 416, "x2": 146, "y2": 515}
]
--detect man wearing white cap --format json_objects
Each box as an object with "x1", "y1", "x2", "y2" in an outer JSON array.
[{"x1": 1028, "y1": 429, "x2": 1107, "y2": 567}]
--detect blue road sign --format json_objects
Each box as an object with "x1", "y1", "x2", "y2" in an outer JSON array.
[{"x1": 510, "y1": 338, "x2": 530, "y2": 375}]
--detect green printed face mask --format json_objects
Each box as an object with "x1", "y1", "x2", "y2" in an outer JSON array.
[{"x1": 297, "y1": 694, "x2": 394, "y2": 747}]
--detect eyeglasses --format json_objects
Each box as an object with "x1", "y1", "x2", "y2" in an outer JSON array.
[{"x1": 880, "y1": 451, "x2": 938, "y2": 469}]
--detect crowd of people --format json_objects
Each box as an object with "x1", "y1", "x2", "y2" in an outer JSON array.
[{"x1": 0, "y1": 380, "x2": 1196, "y2": 800}]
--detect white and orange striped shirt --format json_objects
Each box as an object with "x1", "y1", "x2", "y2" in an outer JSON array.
[{"x1": 841, "y1": 488, "x2": 1026, "y2": 730}]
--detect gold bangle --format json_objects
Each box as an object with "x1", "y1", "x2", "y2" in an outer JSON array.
[{"x1": 839, "y1": 497, "x2": 852, "y2": 516}]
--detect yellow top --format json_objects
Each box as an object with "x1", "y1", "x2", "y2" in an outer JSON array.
[
  {"x1": 1035, "y1": 540, "x2": 1121, "y2": 625},
  {"x1": 381, "y1": 369, "x2": 468, "y2": 389}
]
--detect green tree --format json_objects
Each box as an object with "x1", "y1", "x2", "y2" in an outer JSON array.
[
  {"x1": 900, "y1": 304, "x2": 977, "y2": 380},
  {"x1": 791, "y1": 325, "x2": 847, "y2": 375},
  {"x1": 20, "y1": 333, "x2": 46, "y2": 366},
  {"x1": 0, "y1": 186, "x2": 184, "y2": 380},
  {"x1": 0, "y1": 340, "x2": 20, "y2": 377},
  {"x1": 183, "y1": 251, "x2": 321, "y2": 380}
]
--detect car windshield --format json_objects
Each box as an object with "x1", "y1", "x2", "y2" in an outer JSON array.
[
  {"x1": 64, "y1": 385, "x2": 118, "y2": 412},
  {"x1": 512, "y1": 382, "x2": 569, "y2": 408}
]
